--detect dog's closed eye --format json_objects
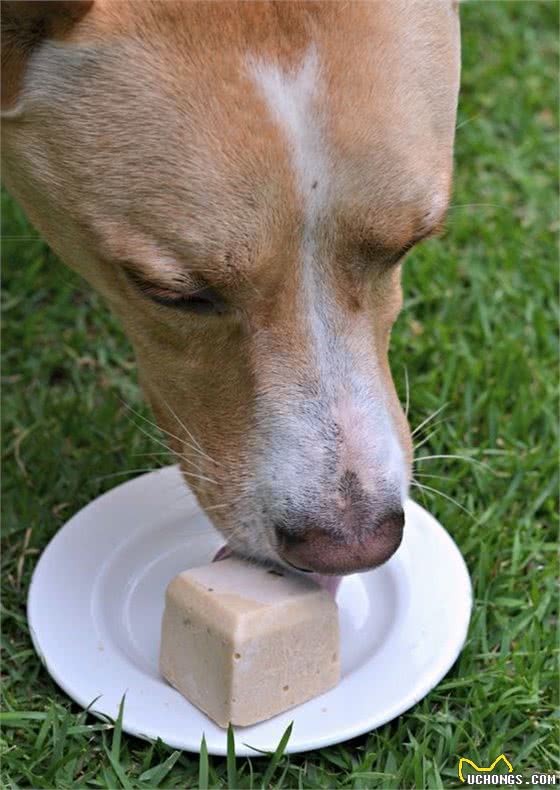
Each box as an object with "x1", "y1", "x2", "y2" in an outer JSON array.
[
  {"x1": 126, "y1": 271, "x2": 228, "y2": 315},
  {"x1": 356, "y1": 206, "x2": 448, "y2": 272}
]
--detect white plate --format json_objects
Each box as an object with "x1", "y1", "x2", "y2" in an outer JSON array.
[{"x1": 28, "y1": 465, "x2": 471, "y2": 756}]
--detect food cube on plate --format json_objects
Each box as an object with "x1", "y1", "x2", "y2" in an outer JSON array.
[{"x1": 159, "y1": 557, "x2": 340, "y2": 727}]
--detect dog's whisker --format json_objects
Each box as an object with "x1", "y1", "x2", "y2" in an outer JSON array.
[
  {"x1": 93, "y1": 467, "x2": 165, "y2": 483},
  {"x1": 455, "y1": 112, "x2": 481, "y2": 131},
  {"x1": 131, "y1": 449, "x2": 208, "y2": 475},
  {"x1": 412, "y1": 416, "x2": 449, "y2": 443},
  {"x1": 411, "y1": 402, "x2": 448, "y2": 438},
  {"x1": 414, "y1": 453, "x2": 494, "y2": 473},
  {"x1": 122, "y1": 401, "x2": 173, "y2": 436},
  {"x1": 172, "y1": 464, "x2": 219, "y2": 486},
  {"x1": 124, "y1": 407, "x2": 213, "y2": 474},
  {"x1": 175, "y1": 451, "x2": 210, "y2": 473},
  {"x1": 413, "y1": 471, "x2": 454, "y2": 482},
  {"x1": 132, "y1": 450, "x2": 175, "y2": 458},
  {"x1": 402, "y1": 364, "x2": 410, "y2": 418},
  {"x1": 173, "y1": 454, "x2": 220, "y2": 484},
  {"x1": 413, "y1": 428, "x2": 440, "y2": 452},
  {"x1": 122, "y1": 401, "x2": 211, "y2": 465},
  {"x1": 202, "y1": 492, "x2": 243, "y2": 515},
  {"x1": 131, "y1": 422, "x2": 215, "y2": 479},
  {"x1": 412, "y1": 479, "x2": 430, "y2": 511},
  {"x1": 181, "y1": 470, "x2": 219, "y2": 485},
  {"x1": 411, "y1": 479, "x2": 473, "y2": 517},
  {"x1": 162, "y1": 397, "x2": 222, "y2": 468},
  {"x1": 94, "y1": 465, "x2": 218, "y2": 486},
  {"x1": 126, "y1": 419, "x2": 182, "y2": 461},
  {"x1": 447, "y1": 202, "x2": 511, "y2": 211}
]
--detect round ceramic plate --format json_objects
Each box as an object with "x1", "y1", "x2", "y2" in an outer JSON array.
[{"x1": 28, "y1": 465, "x2": 471, "y2": 756}]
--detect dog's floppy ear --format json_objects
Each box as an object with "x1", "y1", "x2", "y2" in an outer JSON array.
[{"x1": 1, "y1": 0, "x2": 93, "y2": 114}]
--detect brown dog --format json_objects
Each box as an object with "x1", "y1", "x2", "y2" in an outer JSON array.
[{"x1": 1, "y1": 0, "x2": 460, "y2": 577}]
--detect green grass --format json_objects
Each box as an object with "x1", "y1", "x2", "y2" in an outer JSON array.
[{"x1": 1, "y1": 2, "x2": 558, "y2": 787}]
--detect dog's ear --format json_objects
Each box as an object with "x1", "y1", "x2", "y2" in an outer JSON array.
[{"x1": 1, "y1": 0, "x2": 93, "y2": 114}]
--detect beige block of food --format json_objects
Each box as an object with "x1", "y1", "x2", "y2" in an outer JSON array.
[{"x1": 159, "y1": 557, "x2": 340, "y2": 727}]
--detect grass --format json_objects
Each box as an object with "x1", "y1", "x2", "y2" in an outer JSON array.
[{"x1": 1, "y1": 2, "x2": 558, "y2": 787}]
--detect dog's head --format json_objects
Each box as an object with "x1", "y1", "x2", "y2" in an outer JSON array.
[{"x1": 2, "y1": 0, "x2": 460, "y2": 574}]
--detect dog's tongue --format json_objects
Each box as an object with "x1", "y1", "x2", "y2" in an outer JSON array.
[{"x1": 212, "y1": 545, "x2": 341, "y2": 599}]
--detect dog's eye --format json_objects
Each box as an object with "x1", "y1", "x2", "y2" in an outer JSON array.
[
  {"x1": 130, "y1": 273, "x2": 227, "y2": 315},
  {"x1": 149, "y1": 287, "x2": 226, "y2": 315},
  {"x1": 359, "y1": 240, "x2": 411, "y2": 270}
]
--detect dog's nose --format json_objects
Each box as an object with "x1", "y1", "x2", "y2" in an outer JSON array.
[{"x1": 275, "y1": 508, "x2": 405, "y2": 575}]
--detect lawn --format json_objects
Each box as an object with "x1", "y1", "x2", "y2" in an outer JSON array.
[{"x1": 1, "y1": 2, "x2": 558, "y2": 788}]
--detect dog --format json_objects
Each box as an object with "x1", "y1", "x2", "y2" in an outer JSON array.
[{"x1": 1, "y1": 0, "x2": 460, "y2": 578}]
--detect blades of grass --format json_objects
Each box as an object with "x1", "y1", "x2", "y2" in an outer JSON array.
[
  {"x1": 199, "y1": 734, "x2": 209, "y2": 790},
  {"x1": 62, "y1": 753, "x2": 79, "y2": 785},
  {"x1": 139, "y1": 739, "x2": 156, "y2": 773},
  {"x1": 84, "y1": 694, "x2": 104, "y2": 715},
  {"x1": 100, "y1": 762, "x2": 120, "y2": 789},
  {"x1": 274, "y1": 758, "x2": 292, "y2": 789},
  {"x1": 247, "y1": 756, "x2": 254, "y2": 790},
  {"x1": 2, "y1": 774, "x2": 22, "y2": 790},
  {"x1": 321, "y1": 749, "x2": 351, "y2": 771},
  {"x1": 111, "y1": 694, "x2": 126, "y2": 764},
  {"x1": 0, "y1": 711, "x2": 49, "y2": 722},
  {"x1": 50, "y1": 706, "x2": 65, "y2": 770},
  {"x1": 103, "y1": 747, "x2": 133, "y2": 790},
  {"x1": 34, "y1": 707, "x2": 54, "y2": 755},
  {"x1": 208, "y1": 762, "x2": 222, "y2": 787},
  {"x1": 430, "y1": 762, "x2": 445, "y2": 790},
  {"x1": 383, "y1": 750, "x2": 397, "y2": 777},
  {"x1": 138, "y1": 750, "x2": 181, "y2": 785},
  {"x1": 227, "y1": 723, "x2": 237, "y2": 790},
  {"x1": 46, "y1": 743, "x2": 88, "y2": 785},
  {"x1": 100, "y1": 694, "x2": 132, "y2": 790},
  {"x1": 259, "y1": 722, "x2": 293, "y2": 789},
  {"x1": 347, "y1": 771, "x2": 400, "y2": 782},
  {"x1": 66, "y1": 723, "x2": 112, "y2": 736}
]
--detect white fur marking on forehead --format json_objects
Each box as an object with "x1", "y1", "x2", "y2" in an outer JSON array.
[
  {"x1": 247, "y1": 47, "x2": 330, "y2": 223},
  {"x1": 248, "y1": 48, "x2": 334, "y2": 363},
  {"x1": 247, "y1": 48, "x2": 408, "y2": 508}
]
